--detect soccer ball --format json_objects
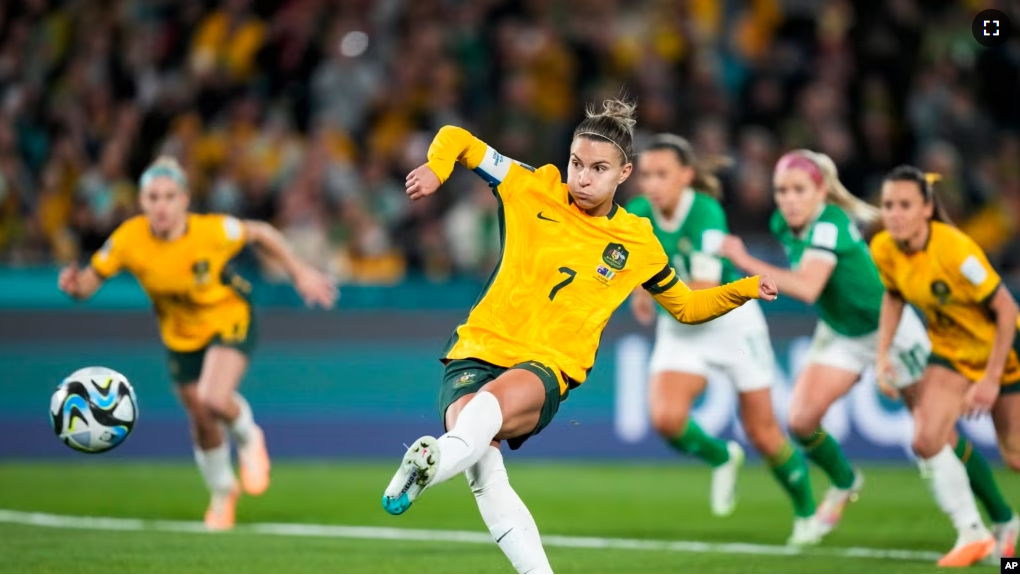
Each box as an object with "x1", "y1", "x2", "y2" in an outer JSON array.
[{"x1": 49, "y1": 366, "x2": 138, "y2": 453}]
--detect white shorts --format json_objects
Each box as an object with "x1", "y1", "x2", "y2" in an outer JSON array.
[
  {"x1": 807, "y1": 306, "x2": 931, "y2": 389},
  {"x1": 649, "y1": 300, "x2": 774, "y2": 392}
]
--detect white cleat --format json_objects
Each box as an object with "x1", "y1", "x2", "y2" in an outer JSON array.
[
  {"x1": 787, "y1": 515, "x2": 824, "y2": 546},
  {"x1": 711, "y1": 441, "x2": 744, "y2": 517},
  {"x1": 382, "y1": 436, "x2": 441, "y2": 515},
  {"x1": 993, "y1": 513, "x2": 1019, "y2": 561},
  {"x1": 815, "y1": 467, "x2": 864, "y2": 536}
]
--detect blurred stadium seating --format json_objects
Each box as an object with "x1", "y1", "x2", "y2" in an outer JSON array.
[{"x1": 0, "y1": 0, "x2": 1017, "y2": 283}]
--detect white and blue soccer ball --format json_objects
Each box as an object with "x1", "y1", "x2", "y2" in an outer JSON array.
[{"x1": 49, "y1": 366, "x2": 138, "y2": 453}]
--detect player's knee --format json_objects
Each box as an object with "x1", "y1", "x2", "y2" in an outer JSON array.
[
  {"x1": 650, "y1": 405, "x2": 687, "y2": 438},
  {"x1": 197, "y1": 388, "x2": 232, "y2": 420},
  {"x1": 786, "y1": 407, "x2": 820, "y2": 439},
  {"x1": 911, "y1": 433, "x2": 944, "y2": 460}
]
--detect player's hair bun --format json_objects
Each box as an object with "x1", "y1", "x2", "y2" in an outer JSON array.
[
  {"x1": 586, "y1": 98, "x2": 638, "y2": 131},
  {"x1": 574, "y1": 96, "x2": 638, "y2": 163}
]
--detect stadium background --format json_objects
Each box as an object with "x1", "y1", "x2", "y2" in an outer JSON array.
[{"x1": 0, "y1": 0, "x2": 1018, "y2": 464}]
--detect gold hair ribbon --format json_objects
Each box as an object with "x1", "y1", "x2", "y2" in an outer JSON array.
[{"x1": 924, "y1": 172, "x2": 942, "y2": 184}]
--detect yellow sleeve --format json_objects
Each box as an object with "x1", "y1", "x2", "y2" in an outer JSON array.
[
  {"x1": 869, "y1": 233, "x2": 900, "y2": 295},
  {"x1": 951, "y1": 235, "x2": 1001, "y2": 305},
  {"x1": 644, "y1": 265, "x2": 760, "y2": 324},
  {"x1": 90, "y1": 226, "x2": 129, "y2": 279},
  {"x1": 425, "y1": 125, "x2": 488, "y2": 183},
  {"x1": 425, "y1": 125, "x2": 538, "y2": 201},
  {"x1": 212, "y1": 214, "x2": 248, "y2": 257}
]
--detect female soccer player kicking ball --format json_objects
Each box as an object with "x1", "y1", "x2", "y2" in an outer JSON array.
[
  {"x1": 58, "y1": 157, "x2": 337, "y2": 530},
  {"x1": 381, "y1": 100, "x2": 777, "y2": 574},
  {"x1": 627, "y1": 135, "x2": 819, "y2": 545},
  {"x1": 873, "y1": 165, "x2": 1020, "y2": 567}
]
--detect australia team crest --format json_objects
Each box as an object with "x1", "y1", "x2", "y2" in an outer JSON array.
[{"x1": 602, "y1": 243, "x2": 629, "y2": 270}]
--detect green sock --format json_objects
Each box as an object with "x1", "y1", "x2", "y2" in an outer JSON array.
[
  {"x1": 794, "y1": 427, "x2": 855, "y2": 489},
  {"x1": 668, "y1": 419, "x2": 730, "y2": 467},
  {"x1": 768, "y1": 441, "x2": 817, "y2": 517},
  {"x1": 955, "y1": 436, "x2": 1015, "y2": 523}
]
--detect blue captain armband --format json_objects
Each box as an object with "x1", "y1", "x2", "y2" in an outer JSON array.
[{"x1": 472, "y1": 146, "x2": 534, "y2": 187}]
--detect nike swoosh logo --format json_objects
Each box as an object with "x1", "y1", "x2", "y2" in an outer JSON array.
[{"x1": 537, "y1": 212, "x2": 559, "y2": 222}]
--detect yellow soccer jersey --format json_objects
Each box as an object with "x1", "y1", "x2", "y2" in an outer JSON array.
[
  {"x1": 427, "y1": 126, "x2": 761, "y2": 392},
  {"x1": 871, "y1": 222, "x2": 1020, "y2": 384},
  {"x1": 91, "y1": 214, "x2": 254, "y2": 352}
]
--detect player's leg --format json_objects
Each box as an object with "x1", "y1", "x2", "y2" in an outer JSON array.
[
  {"x1": 384, "y1": 359, "x2": 562, "y2": 514},
  {"x1": 724, "y1": 312, "x2": 818, "y2": 544},
  {"x1": 990, "y1": 385, "x2": 1020, "y2": 557},
  {"x1": 786, "y1": 364, "x2": 862, "y2": 519},
  {"x1": 197, "y1": 345, "x2": 269, "y2": 496},
  {"x1": 174, "y1": 365, "x2": 239, "y2": 531},
  {"x1": 788, "y1": 323, "x2": 865, "y2": 531},
  {"x1": 649, "y1": 369, "x2": 744, "y2": 516},
  {"x1": 647, "y1": 318, "x2": 736, "y2": 474},
  {"x1": 913, "y1": 364, "x2": 994, "y2": 566},
  {"x1": 738, "y1": 389, "x2": 818, "y2": 540},
  {"x1": 466, "y1": 443, "x2": 552, "y2": 574}
]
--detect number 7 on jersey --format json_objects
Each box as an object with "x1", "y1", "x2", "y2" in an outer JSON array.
[{"x1": 548, "y1": 267, "x2": 576, "y2": 301}]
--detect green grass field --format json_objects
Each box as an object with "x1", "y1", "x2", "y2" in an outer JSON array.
[{"x1": 0, "y1": 461, "x2": 1011, "y2": 573}]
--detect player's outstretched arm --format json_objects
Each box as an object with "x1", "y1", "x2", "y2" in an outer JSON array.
[
  {"x1": 720, "y1": 235, "x2": 834, "y2": 304},
  {"x1": 244, "y1": 220, "x2": 338, "y2": 309},
  {"x1": 645, "y1": 267, "x2": 772, "y2": 325},
  {"x1": 58, "y1": 264, "x2": 105, "y2": 302},
  {"x1": 406, "y1": 125, "x2": 502, "y2": 201}
]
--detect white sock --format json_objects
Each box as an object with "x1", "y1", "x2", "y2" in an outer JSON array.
[
  {"x1": 194, "y1": 442, "x2": 236, "y2": 495},
  {"x1": 227, "y1": 392, "x2": 256, "y2": 447},
  {"x1": 919, "y1": 445, "x2": 991, "y2": 540},
  {"x1": 467, "y1": 446, "x2": 552, "y2": 574},
  {"x1": 432, "y1": 391, "x2": 503, "y2": 486}
]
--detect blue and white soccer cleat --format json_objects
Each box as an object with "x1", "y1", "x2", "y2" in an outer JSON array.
[{"x1": 382, "y1": 436, "x2": 441, "y2": 515}]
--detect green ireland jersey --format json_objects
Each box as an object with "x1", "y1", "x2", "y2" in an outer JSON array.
[
  {"x1": 770, "y1": 203, "x2": 883, "y2": 336},
  {"x1": 627, "y1": 189, "x2": 742, "y2": 316}
]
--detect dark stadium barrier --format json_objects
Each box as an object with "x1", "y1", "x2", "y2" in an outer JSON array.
[{"x1": 0, "y1": 308, "x2": 1001, "y2": 462}]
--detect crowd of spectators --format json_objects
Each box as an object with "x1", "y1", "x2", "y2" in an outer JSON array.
[{"x1": 0, "y1": 0, "x2": 1017, "y2": 285}]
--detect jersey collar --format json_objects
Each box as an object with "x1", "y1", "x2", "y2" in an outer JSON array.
[
  {"x1": 148, "y1": 214, "x2": 192, "y2": 243},
  {"x1": 652, "y1": 188, "x2": 695, "y2": 233},
  {"x1": 566, "y1": 191, "x2": 619, "y2": 219}
]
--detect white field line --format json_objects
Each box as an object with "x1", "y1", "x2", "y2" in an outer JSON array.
[{"x1": 0, "y1": 508, "x2": 943, "y2": 563}]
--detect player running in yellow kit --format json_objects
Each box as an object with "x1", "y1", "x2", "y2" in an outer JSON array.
[
  {"x1": 873, "y1": 165, "x2": 1020, "y2": 566},
  {"x1": 380, "y1": 100, "x2": 777, "y2": 574},
  {"x1": 58, "y1": 156, "x2": 337, "y2": 530}
]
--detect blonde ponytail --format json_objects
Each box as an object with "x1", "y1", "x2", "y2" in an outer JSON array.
[{"x1": 798, "y1": 149, "x2": 879, "y2": 224}]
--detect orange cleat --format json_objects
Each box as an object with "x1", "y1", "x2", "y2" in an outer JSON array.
[
  {"x1": 204, "y1": 485, "x2": 240, "y2": 531},
  {"x1": 936, "y1": 537, "x2": 995, "y2": 568},
  {"x1": 239, "y1": 425, "x2": 271, "y2": 496}
]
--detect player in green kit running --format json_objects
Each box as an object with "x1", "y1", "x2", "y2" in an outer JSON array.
[
  {"x1": 720, "y1": 150, "x2": 1015, "y2": 544},
  {"x1": 627, "y1": 135, "x2": 821, "y2": 544}
]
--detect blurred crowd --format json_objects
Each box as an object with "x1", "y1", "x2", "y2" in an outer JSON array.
[{"x1": 0, "y1": 0, "x2": 1018, "y2": 284}]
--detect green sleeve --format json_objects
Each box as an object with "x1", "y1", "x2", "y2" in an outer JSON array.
[
  {"x1": 810, "y1": 205, "x2": 861, "y2": 256},
  {"x1": 687, "y1": 196, "x2": 730, "y2": 253}
]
